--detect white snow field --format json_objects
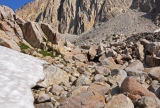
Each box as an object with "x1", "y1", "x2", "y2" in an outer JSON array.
[{"x1": 0, "y1": 46, "x2": 46, "y2": 108}]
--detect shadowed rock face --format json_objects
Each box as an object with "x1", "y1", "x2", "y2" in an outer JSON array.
[
  {"x1": 131, "y1": 0, "x2": 160, "y2": 26},
  {"x1": 15, "y1": 0, "x2": 133, "y2": 34}
]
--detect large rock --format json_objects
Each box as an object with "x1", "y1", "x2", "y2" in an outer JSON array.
[
  {"x1": 89, "y1": 45, "x2": 97, "y2": 60},
  {"x1": 146, "y1": 55, "x2": 160, "y2": 66},
  {"x1": 95, "y1": 66, "x2": 111, "y2": 76},
  {"x1": 136, "y1": 41, "x2": 144, "y2": 61},
  {"x1": 125, "y1": 60, "x2": 144, "y2": 71},
  {"x1": 121, "y1": 77, "x2": 156, "y2": 100},
  {"x1": 75, "y1": 74, "x2": 91, "y2": 86},
  {"x1": 0, "y1": 5, "x2": 14, "y2": 20},
  {"x1": 58, "y1": 90, "x2": 106, "y2": 108},
  {"x1": 148, "y1": 83, "x2": 160, "y2": 99},
  {"x1": 125, "y1": 60, "x2": 148, "y2": 82},
  {"x1": 21, "y1": 22, "x2": 44, "y2": 48},
  {"x1": 16, "y1": 0, "x2": 132, "y2": 34},
  {"x1": 108, "y1": 74, "x2": 125, "y2": 87},
  {"x1": 35, "y1": 102, "x2": 53, "y2": 108},
  {"x1": 50, "y1": 84, "x2": 64, "y2": 96},
  {"x1": 37, "y1": 94, "x2": 50, "y2": 103},
  {"x1": 77, "y1": 66, "x2": 87, "y2": 74},
  {"x1": 0, "y1": 18, "x2": 23, "y2": 40},
  {"x1": 0, "y1": 34, "x2": 20, "y2": 51},
  {"x1": 41, "y1": 23, "x2": 61, "y2": 44},
  {"x1": 149, "y1": 67, "x2": 160, "y2": 82},
  {"x1": 0, "y1": 5, "x2": 24, "y2": 51},
  {"x1": 145, "y1": 42, "x2": 160, "y2": 55},
  {"x1": 105, "y1": 94, "x2": 134, "y2": 108},
  {"x1": 105, "y1": 49, "x2": 117, "y2": 57},
  {"x1": 93, "y1": 74, "x2": 105, "y2": 82},
  {"x1": 38, "y1": 65, "x2": 69, "y2": 87},
  {"x1": 88, "y1": 82, "x2": 111, "y2": 95},
  {"x1": 136, "y1": 96, "x2": 160, "y2": 108},
  {"x1": 72, "y1": 47, "x2": 82, "y2": 54},
  {"x1": 0, "y1": 37, "x2": 11, "y2": 48},
  {"x1": 111, "y1": 69, "x2": 127, "y2": 79},
  {"x1": 71, "y1": 86, "x2": 89, "y2": 96},
  {"x1": 100, "y1": 57, "x2": 117, "y2": 66},
  {"x1": 0, "y1": 20, "x2": 22, "y2": 48},
  {"x1": 73, "y1": 54, "x2": 88, "y2": 62}
]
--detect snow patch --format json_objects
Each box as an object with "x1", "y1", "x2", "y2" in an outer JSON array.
[{"x1": 0, "y1": 46, "x2": 46, "y2": 108}]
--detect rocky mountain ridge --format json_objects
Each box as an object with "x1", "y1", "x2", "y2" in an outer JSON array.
[
  {"x1": 15, "y1": 0, "x2": 133, "y2": 34},
  {"x1": 15, "y1": 0, "x2": 160, "y2": 35}
]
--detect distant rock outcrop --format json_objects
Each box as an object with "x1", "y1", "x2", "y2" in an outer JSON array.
[
  {"x1": 131, "y1": 0, "x2": 160, "y2": 26},
  {"x1": 0, "y1": 5, "x2": 22, "y2": 51}
]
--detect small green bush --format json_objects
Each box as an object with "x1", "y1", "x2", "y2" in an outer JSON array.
[
  {"x1": 39, "y1": 50, "x2": 54, "y2": 57},
  {"x1": 42, "y1": 37, "x2": 47, "y2": 42},
  {"x1": 19, "y1": 42, "x2": 30, "y2": 50}
]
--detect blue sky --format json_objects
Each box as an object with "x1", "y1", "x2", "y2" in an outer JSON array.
[{"x1": 0, "y1": 0, "x2": 33, "y2": 11}]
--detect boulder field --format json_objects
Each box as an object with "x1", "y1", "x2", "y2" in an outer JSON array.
[{"x1": 1, "y1": 3, "x2": 160, "y2": 108}]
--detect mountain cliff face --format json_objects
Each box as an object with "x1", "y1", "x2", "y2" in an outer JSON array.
[{"x1": 15, "y1": 0, "x2": 133, "y2": 34}]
